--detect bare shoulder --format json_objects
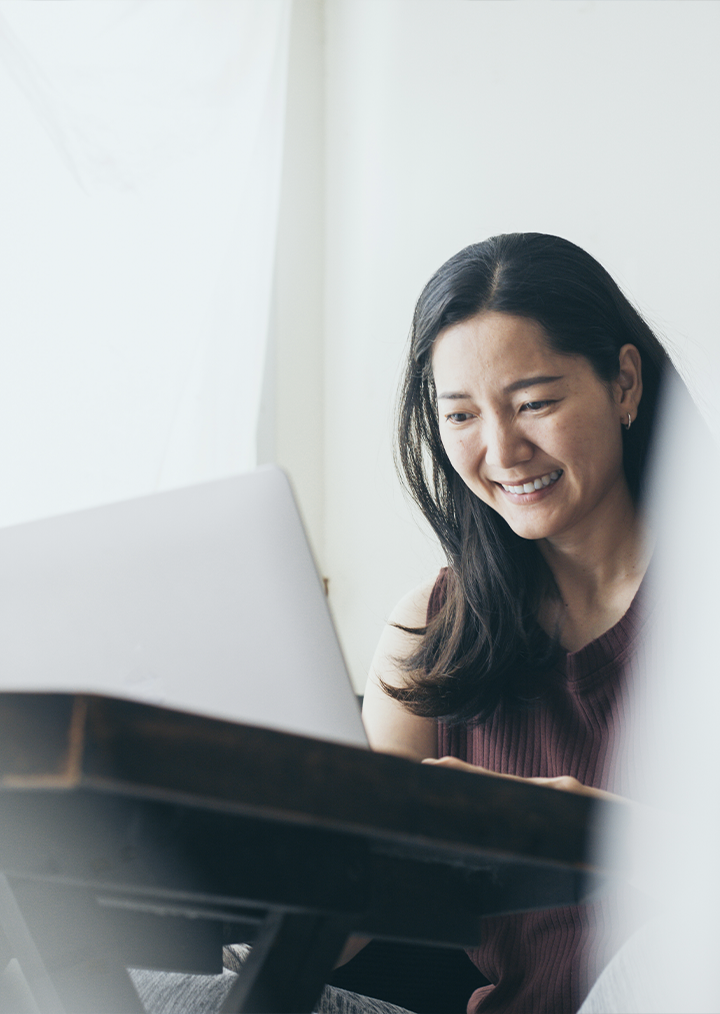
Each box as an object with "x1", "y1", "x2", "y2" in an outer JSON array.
[
  {"x1": 373, "y1": 576, "x2": 438, "y2": 678},
  {"x1": 361, "y1": 575, "x2": 440, "y2": 761}
]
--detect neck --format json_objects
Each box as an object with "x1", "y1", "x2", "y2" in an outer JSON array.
[
  {"x1": 542, "y1": 487, "x2": 648, "y2": 588},
  {"x1": 537, "y1": 492, "x2": 652, "y2": 650}
]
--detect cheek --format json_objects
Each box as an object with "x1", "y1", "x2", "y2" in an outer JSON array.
[
  {"x1": 552, "y1": 424, "x2": 585, "y2": 460},
  {"x1": 552, "y1": 412, "x2": 602, "y2": 458},
  {"x1": 441, "y1": 433, "x2": 475, "y2": 475},
  {"x1": 559, "y1": 410, "x2": 624, "y2": 477}
]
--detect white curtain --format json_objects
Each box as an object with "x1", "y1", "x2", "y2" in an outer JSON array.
[{"x1": 0, "y1": 0, "x2": 291, "y2": 527}]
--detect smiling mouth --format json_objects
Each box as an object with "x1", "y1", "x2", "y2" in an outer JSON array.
[{"x1": 499, "y1": 470, "x2": 563, "y2": 494}]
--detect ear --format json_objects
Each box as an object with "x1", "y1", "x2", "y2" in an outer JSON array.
[{"x1": 613, "y1": 344, "x2": 643, "y2": 424}]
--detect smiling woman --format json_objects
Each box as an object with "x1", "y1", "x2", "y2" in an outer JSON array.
[
  {"x1": 359, "y1": 233, "x2": 676, "y2": 1014},
  {"x1": 370, "y1": 233, "x2": 668, "y2": 725}
]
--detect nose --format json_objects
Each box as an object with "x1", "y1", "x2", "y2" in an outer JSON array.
[{"x1": 483, "y1": 418, "x2": 533, "y2": 470}]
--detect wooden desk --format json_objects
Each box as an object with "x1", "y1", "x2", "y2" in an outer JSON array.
[{"x1": 0, "y1": 693, "x2": 626, "y2": 1013}]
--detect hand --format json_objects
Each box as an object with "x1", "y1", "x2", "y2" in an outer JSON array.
[{"x1": 422, "y1": 756, "x2": 626, "y2": 804}]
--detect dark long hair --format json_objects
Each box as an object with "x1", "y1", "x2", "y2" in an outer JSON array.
[{"x1": 387, "y1": 233, "x2": 671, "y2": 724}]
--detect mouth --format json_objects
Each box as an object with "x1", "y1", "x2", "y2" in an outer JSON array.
[{"x1": 498, "y1": 470, "x2": 563, "y2": 494}]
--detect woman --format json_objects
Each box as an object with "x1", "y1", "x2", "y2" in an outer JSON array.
[
  {"x1": 359, "y1": 232, "x2": 670, "y2": 1014},
  {"x1": 131, "y1": 233, "x2": 670, "y2": 1014}
]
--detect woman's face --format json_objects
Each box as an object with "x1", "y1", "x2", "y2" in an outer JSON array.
[{"x1": 431, "y1": 312, "x2": 641, "y2": 548}]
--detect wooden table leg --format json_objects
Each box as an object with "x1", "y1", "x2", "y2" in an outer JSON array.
[
  {"x1": 0, "y1": 876, "x2": 144, "y2": 1014},
  {"x1": 221, "y1": 911, "x2": 350, "y2": 1014}
]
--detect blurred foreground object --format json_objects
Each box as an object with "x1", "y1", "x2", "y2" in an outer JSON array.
[{"x1": 586, "y1": 371, "x2": 720, "y2": 1013}]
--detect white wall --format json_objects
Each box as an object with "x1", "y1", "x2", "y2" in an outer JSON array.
[
  {"x1": 265, "y1": 0, "x2": 326, "y2": 560},
  {"x1": 0, "y1": 0, "x2": 291, "y2": 526},
  {"x1": 315, "y1": 0, "x2": 720, "y2": 689},
  {"x1": 271, "y1": 0, "x2": 720, "y2": 689}
]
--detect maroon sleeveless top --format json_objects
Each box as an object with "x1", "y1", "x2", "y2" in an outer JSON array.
[{"x1": 432, "y1": 569, "x2": 654, "y2": 1014}]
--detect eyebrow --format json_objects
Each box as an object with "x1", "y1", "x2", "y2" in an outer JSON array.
[{"x1": 437, "y1": 375, "x2": 564, "y2": 400}]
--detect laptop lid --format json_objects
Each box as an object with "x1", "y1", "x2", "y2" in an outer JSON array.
[{"x1": 0, "y1": 466, "x2": 368, "y2": 748}]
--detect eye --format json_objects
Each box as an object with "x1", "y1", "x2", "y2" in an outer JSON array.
[
  {"x1": 445, "y1": 412, "x2": 473, "y2": 424},
  {"x1": 521, "y1": 400, "x2": 553, "y2": 412}
]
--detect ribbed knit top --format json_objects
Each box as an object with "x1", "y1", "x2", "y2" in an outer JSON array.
[{"x1": 433, "y1": 568, "x2": 654, "y2": 1014}]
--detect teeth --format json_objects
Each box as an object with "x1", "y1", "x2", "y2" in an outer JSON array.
[{"x1": 502, "y1": 470, "x2": 561, "y2": 494}]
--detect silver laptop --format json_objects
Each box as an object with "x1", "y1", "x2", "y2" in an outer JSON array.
[{"x1": 0, "y1": 466, "x2": 368, "y2": 749}]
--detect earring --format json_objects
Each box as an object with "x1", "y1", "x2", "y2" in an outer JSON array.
[{"x1": 624, "y1": 413, "x2": 632, "y2": 431}]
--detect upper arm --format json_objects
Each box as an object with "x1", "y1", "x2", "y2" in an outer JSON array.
[{"x1": 361, "y1": 578, "x2": 439, "y2": 762}]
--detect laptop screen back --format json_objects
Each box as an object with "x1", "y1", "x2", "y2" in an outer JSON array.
[{"x1": 0, "y1": 466, "x2": 368, "y2": 748}]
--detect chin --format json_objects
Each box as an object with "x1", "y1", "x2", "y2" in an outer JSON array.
[
  {"x1": 508, "y1": 526, "x2": 550, "y2": 542},
  {"x1": 501, "y1": 514, "x2": 560, "y2": 542}
]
